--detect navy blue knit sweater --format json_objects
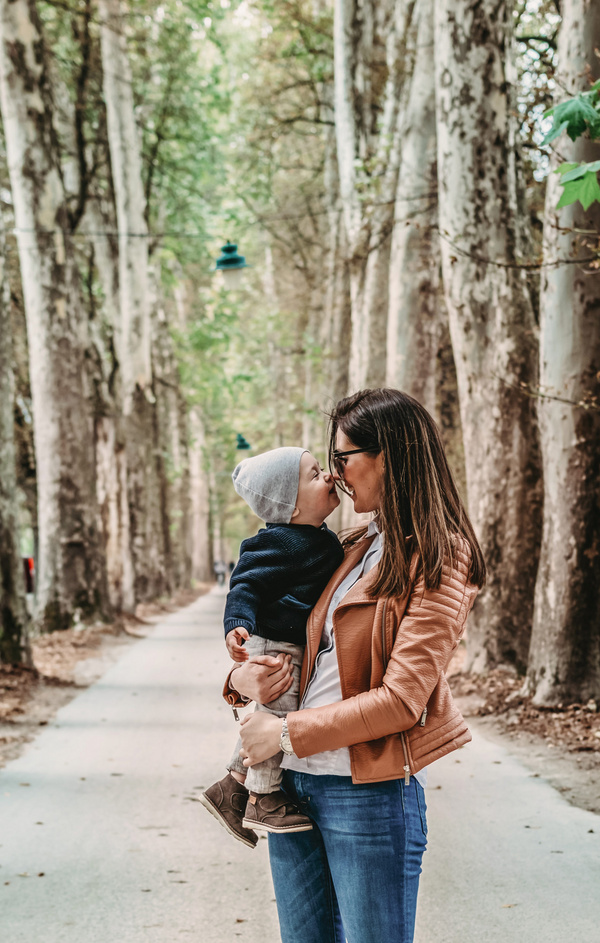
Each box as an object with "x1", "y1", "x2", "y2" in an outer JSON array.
[{"x1": 223, "y1": 523, "x2": 345, "y2": 645}]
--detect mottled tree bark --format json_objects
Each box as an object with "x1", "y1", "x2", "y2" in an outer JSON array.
[
  {"x1": 0, "y1": 225, "x2": 30, "y2": 663},
  {"x1": 385, "y1": 0, "x2": 464, "y2": 489},
  {"x1": 334, "y1": 0, "x2": 415, "y2": 391},
  {"x1": 99, "y1": 0, "x2": 151, "y2": 398},
  {"x1": 83, "y1": 199, "x2": 135, "y2": 612},
  {"x1": 0, "y1": 0, "x2": 109, "y2": 631},
  {"x1": 100, "y1": 0, "x2": 168, "y2": 602},
  {"x1": 386, "y1": 0, "x2": 440, "y2": 414},
  {"x1": 527, "y1": 0, "x2": 600, "y2": 705},
  {"x1": 435, "y1": 0, "x2": 543, "y2": 671},
  {"x1": 153, "y1": 298, "x2": 192, "y2": 591},
  {"x1": 189, "y1": 409, "x2": 212, "y2": 584}
]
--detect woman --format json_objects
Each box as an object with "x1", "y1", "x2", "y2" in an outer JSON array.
[{"x1": 226, "y1": 388, "x2": 485, "y2": 943}]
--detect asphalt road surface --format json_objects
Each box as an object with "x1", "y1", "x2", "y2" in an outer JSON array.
[{"x1": 1, "y1": 588, "x2": 598, "y2": 942}]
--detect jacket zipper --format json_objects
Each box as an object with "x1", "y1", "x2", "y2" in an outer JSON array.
[
  {"x1": 381, "y1": 598, "x2": 417, "y2": 785},
  {"x1": 400, "y1": 731, "x2": 411, "y2": 785}
]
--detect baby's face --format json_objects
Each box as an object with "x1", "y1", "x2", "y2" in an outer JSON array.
[{"x1": 292, "y1": 451, "x2": 340, "y2": 526}]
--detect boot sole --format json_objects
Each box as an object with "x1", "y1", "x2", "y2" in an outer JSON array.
[
  {"x1": 242, "y1": 818, "x2": 313, "y2": 834},
  {"x1": 198, "y1": 792, "x2": 258, "y2": 849}
]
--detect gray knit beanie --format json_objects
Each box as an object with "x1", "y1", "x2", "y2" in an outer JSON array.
[{"x1": 232, "y1": 447, "x2": 308, "y2": 523}]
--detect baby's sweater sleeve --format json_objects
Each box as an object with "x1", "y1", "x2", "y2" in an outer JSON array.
[{"x1": 223, "y1": 530, "x2": 293, "y2": 637}]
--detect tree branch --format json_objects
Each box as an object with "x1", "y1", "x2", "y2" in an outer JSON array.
[
  {"x1": 494, "y1": 374, "x2": 599, "y2": 411},
  {"x1": 438, "y1": 229, "x2": 600, "y2": 271}
]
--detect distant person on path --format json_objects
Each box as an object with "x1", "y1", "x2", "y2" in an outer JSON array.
[
  {"x1": 226, "y1": 389, "x2": 486, "y2": 943},
  {"x1": 200, "y1": 447, "x2": 344, "y2": 847},
  {"x1": 213, "y1": 560, "x2": 227, "y2": 586}
]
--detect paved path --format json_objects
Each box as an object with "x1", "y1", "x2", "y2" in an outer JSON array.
[
  {"x1": 0, "y1": 589, "x2": 278, "y2": 943},
  {"x1": 1, "y1": 589, "x2": 598, "y2": 942}
]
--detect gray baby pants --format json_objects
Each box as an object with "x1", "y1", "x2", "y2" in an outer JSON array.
[{"x1": 228, "y1": 635, "x2": 304, "y2": 794}]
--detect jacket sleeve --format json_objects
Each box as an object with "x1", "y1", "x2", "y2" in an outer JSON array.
[
  {"x1": 287, "y1": 546, "x2": 478, "y2": 758},
  {"x1": 223, "y1": 531, "x2": 296, "y2": 637}
]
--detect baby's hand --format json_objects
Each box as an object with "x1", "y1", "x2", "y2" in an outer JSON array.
[{"x1": 226, "y1": 627, "x2": 250, "y2": 662}]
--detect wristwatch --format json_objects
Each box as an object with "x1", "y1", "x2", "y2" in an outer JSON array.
[{"x1": 280, "y1": 717, "x2": 294, "y2": 755}]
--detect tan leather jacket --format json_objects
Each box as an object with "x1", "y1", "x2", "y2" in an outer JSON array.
[{"x1": 286, "y1": 533, "x2": 479, "y2": 784}]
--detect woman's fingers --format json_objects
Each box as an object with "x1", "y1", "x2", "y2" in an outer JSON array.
[
  {"x1": 247, "y1": 654, "x2": 286, "y2": 668},
  {"x1": 250, "y1": 653, "x2": 293, "y2": 700},
  {"x1": 267, "y1": 654, "x2": 294, "y2": 696},
  {"x1": 267, "y1": 670, "x2": 293, "y2": 698},
  {"x1": 239, "y1": 712, "x2": 283, "y2": 765},
  {"x1": 231, "y1": 653, "x2": 294, "y2": 703}
]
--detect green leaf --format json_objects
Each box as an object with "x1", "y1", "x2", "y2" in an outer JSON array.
[
  {"x1": 542, "y1": 119, "x2": 570, "y2": 146},
  {"x1": 542, "y1": 95, "x2": 600, "y2": 144},
  {"x1": 554, "y1": 162, "x2": 579, "y2": 177},
  {"x1": 558, "y1": 160, "x2": 600, "y2": 183},
  {"x1": 556, "y1": 170, "x2": 600, "y2": 211}
]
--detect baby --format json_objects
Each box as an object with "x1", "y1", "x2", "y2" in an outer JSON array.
[{"x1": 200, "y1": 447, "x2": 344, "y2": 848}]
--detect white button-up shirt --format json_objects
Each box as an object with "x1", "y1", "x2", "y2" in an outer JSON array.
[{"x1": 282, "y1": 520, "x2": 427, "y2": 787}]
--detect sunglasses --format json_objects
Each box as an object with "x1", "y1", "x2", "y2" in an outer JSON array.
[{"x1": 331, "y1": 447, "x2": 379, "y2": 477}]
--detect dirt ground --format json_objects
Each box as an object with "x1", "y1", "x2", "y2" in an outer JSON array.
[
  {"x1": 0, "y1": 586, "x2": 211, "y2": 769},
  {"x1": 448, "y1": 650, "x2": 600, "y2": 816},
  {"x1": 1, "y1": 613, "x2": 598, "y2": 816}
]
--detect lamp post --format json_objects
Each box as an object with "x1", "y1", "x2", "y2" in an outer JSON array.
[
  {"x1": 214, "y1": 241, "x2": 249, "y2": 289},
  {"x1": 236, "y1": 433, "x2": 251, "y2": 451}
]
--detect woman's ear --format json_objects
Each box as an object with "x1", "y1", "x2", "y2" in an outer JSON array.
[{"x1": 291, "y1": 507, "x2": 300, "y2": 519}]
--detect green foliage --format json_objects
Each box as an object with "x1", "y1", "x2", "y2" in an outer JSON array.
[
  {"x1": 542, "y1": 81, "x2": 600, "y2": 145},
  {"x1": 554, "y1": 161, "x2": 600, "y2": 210},
  {"x1": 543, "y1": 81, "x2": 600, "y2": 210}
]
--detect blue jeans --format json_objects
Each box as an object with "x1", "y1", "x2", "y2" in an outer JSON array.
[{"x1": 268, "y1": 771, "x2": 428, "y2": 943}]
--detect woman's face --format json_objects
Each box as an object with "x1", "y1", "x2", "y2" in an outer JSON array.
[{"x1": 334, "y1": 430, "x2": 384, "y2": 514}]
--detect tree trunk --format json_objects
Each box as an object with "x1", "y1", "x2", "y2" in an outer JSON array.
[
  {"x1": 334, "y1": 0, "x2": 414, "y2": 391},
  {"x1": 96, "y1": 416, "x2": 135, "y2": 610},
  {"x1": 0, "y1": 0, "x2": 109, "y2": 631},
  {"x1": 526, "y1": 0, "x2": 600, "y2": 705},
  {"x1": 434, "y1": 0, "x2": 543, "y2": 672},
  {"x1": 0, "y1": 224, "x2": 30, "y2": 664},
  {"x1": 189, "y1": 409, "x2": 212, "y2": 583},
  {"x1": 83, "y1": 199, "x2": 135, "y2": 612},
  {"x1": 100, "y1": 0, "x2": 168, "y2": 602},
  {"x1": 385, "y1": 0, "x2": 465, "y2": 491},
  {"x1": 99, "y1": 0, "x2": 151, "y2": 399},
  {"x1": 386, "y1": 0, "x2": 440, "y2": 414},
  {"x1": 153, "y1": 297, "x2": 192, "y2": 591}
]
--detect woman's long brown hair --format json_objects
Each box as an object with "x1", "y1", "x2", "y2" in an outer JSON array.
[{"x1": 329, "y1": 388, "x2": 486, "y2": 597}]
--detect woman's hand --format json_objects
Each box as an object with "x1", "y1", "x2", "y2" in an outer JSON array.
[
  {"x1": 239, "y1": 712, "x2": 284, "y2": 767},
  {"x1": 230, "y1": 653, "x2": 293, "y2": 704}
]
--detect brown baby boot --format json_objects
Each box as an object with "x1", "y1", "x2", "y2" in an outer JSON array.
[
  {"x1": 242, "y1": 789, "x2": 313, "y2": 834},
  {"x1": 199, "y1": 773, "x2": 258, "y2": 849}
]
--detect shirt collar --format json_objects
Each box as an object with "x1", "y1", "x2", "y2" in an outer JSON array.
[{"x1": 366, "y1": 517, "x2": 381, "y2": 537}]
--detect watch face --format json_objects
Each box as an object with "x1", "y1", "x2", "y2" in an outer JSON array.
[{"x1": 280, "y1": 722, "x2": 293, "y2": 754}]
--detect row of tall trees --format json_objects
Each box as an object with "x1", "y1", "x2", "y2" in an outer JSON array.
[
  {"x1": 218, "y1": 0, "x2": 599, "y2": 704},
  {"x1": 0, "y1": 0, "x2": 598, "y2": 707},
  {"x1": 0, "y1": 0, "x2": 220, "y2": 661}
]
